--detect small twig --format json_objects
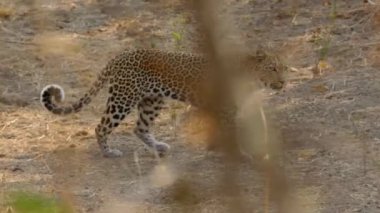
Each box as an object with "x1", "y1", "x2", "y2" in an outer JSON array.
[
  {"x1": 133, "y1": 151, "x2": 142, "y2": 181},
  {"x1": 348, "y1": 111, "x2": 368, "y2": 175},
  {"x1": 348, "y1": 11, "x2": 376, "y2": 30},
  {"x1": 356, "y1": 40, "x2": 380, "y2": 47},
  {"x1": 0, "y1": 118, "x2": 18, "y2": 132},
  {"x1": 259, "y1": 106, "x2": 271, "y2": 213},
  {"x1": 0, "y1": 38, "x2": 35, "y2": 45},
  {"x1": 0, "y1": 26, "x2": 31, "y2": 41},
  {"x1": 260, "y1": 107, "x2": 269, "y2": 160},
  {"x1": 367, "y1": 0, "x2": 378, "y2": 5},
  {"x1": 42, "y1": 157, "x2": 53, "y2": 174}
]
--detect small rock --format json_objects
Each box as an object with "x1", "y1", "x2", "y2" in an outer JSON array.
[
  {"x1": 74, "y1": 189, "x2": 95, "y2": 198},
  {"x1": 11, "y1": 166, "x2": 23, "y2": 172},
  {"x1": 86, "y1": 207, "x2": 94, "y2": 212},
  {"x1": 74, "y1": 130, "x2": 89, "y2": 137}
]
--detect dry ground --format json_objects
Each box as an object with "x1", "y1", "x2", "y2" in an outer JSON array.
[{"x1": 0, "y1": 0, "x2": 380, "y2": 212}]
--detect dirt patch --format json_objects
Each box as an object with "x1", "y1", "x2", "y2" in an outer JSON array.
[{"x1": 1, "y1": 0, "x2": 380, "y2": 212}]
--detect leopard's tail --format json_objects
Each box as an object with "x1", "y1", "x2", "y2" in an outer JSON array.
[{"x1": 40, "y1": 68, "x2": 109, "y2": 115}]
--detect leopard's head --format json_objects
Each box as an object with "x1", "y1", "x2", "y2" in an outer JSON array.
[{"x1": 242, "y1": 49, "x2": 287, "y2": 90}]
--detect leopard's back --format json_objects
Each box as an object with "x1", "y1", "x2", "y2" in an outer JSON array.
[{"x1": 106, "y1": 49, "x2": 286, "y2": 104}]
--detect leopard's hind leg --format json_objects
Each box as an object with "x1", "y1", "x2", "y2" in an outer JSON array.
[
  {"x1": 95, "y1": 90, "x2": 138, "y2": 158},
  {"x1": 134, "y1": 97, "x2": 170, "y2": 157}
]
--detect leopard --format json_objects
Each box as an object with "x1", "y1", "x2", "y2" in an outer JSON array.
[{"x1": 40, "y1": 49, "x2": 286, "y2": 158}]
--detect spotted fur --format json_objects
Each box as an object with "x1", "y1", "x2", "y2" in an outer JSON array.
[{"x1": 40, "y1": 49, "x2": 286, "y2": 157}]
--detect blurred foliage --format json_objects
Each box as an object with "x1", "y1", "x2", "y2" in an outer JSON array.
[{"x1": 8, "y1": 192, "x2": 73, "y2": 213}]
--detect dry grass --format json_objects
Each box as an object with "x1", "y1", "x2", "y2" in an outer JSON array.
[
  {"x1": 33, "y1": 32, "x2": 82, "y2": 57},
  {"x1": 1, "y1": 0, "x2": 380, "y2": 212}
]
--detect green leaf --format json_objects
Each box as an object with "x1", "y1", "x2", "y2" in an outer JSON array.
[
  {"x1": 9, "y1": 192, "x2": 73, "y2": 213},
  {"x1": 172, "y1": 32, "x2": 182, "y2": 42}
]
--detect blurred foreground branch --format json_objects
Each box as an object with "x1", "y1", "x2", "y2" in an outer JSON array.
[{"x1": 187, "y1": 0, "x2": 295, "y2": 212}]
